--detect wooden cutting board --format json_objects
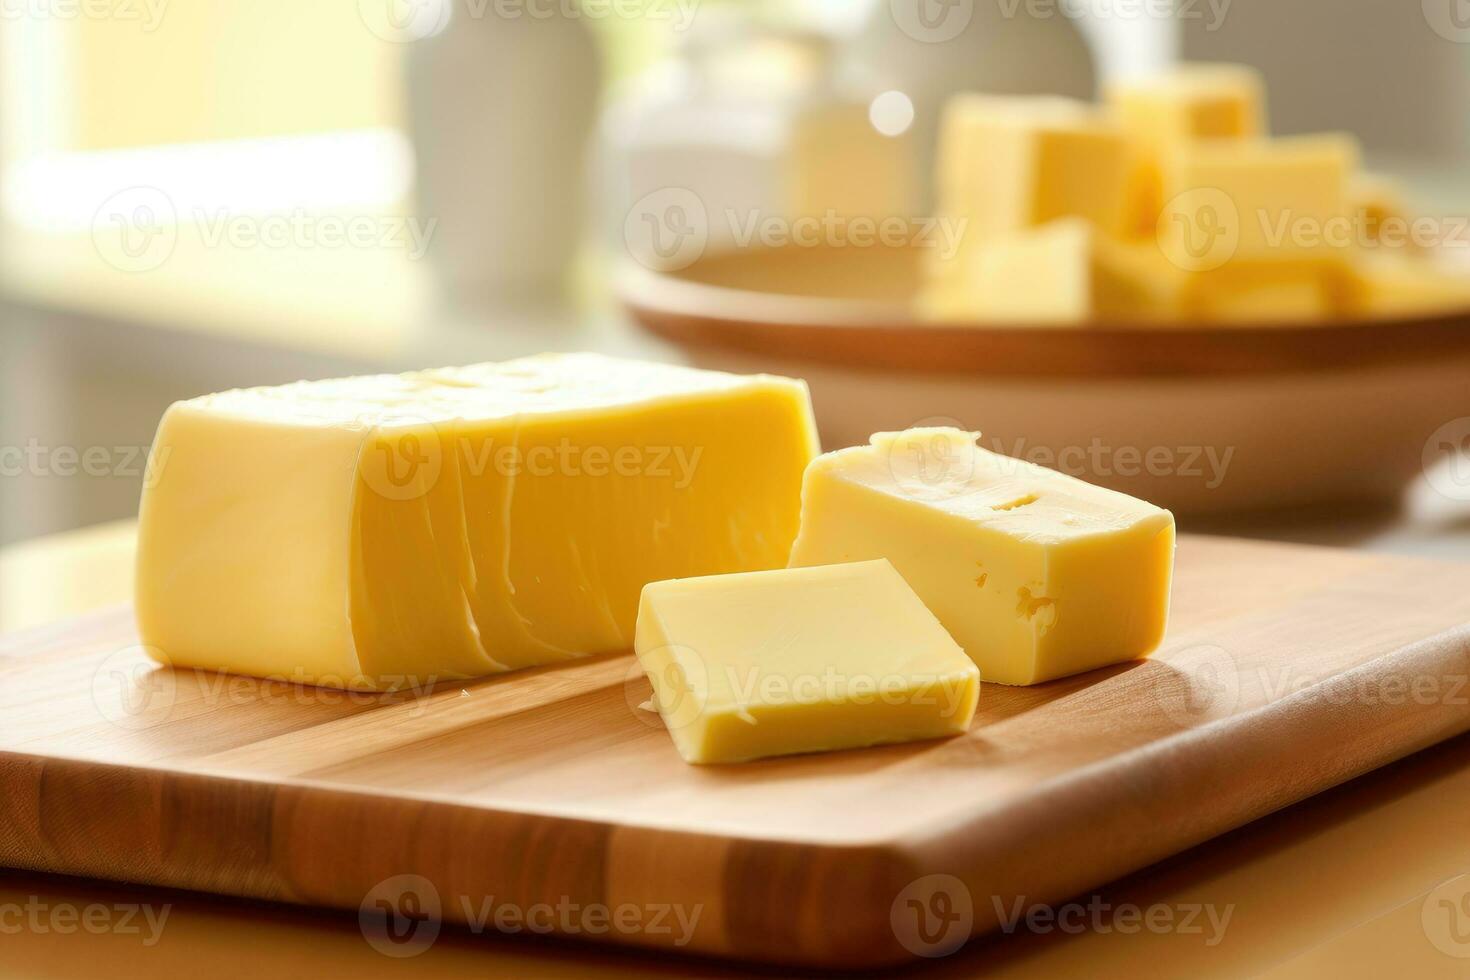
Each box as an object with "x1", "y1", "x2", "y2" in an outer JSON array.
[{"x1": 4, "y1": 534, "x2": 1470, "y2": 968}]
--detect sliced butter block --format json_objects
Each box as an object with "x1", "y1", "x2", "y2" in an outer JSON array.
[
  {"x1": 634, "y1": 560, "x2": 979, "y2": 764},
  {"x1": 136, "y1": 353, "x2": 819, "y2": 690},
  {"x1": 1350, "y1": 252, "x2": 1470, "y2": 319},
  {"x1": 788, "y1": 429, "x2": 1175, "y2": 686},
  {"x1": 1158, "y1": 134, "x2": 1359, "y2": 266},
  {"x1": 919, "y1": 218, "x2": 1184, "y2": 325},
  {"x1": 1107, "y1": 63, "x2": 1266, "y2": 234}
]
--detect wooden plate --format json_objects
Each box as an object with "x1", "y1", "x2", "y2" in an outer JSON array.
[{"x1": 619, "y1": 246, "x2": 1470, "y2": 513}]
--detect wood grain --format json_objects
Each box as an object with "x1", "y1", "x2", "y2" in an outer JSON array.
[{"x1": 3, "y1": 535, "x2": 1470, "y2": 967}]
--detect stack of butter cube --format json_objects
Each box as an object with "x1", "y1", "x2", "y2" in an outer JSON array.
[{"x1": 921, "y1": 63, "x2": 1470, "y2": 326}]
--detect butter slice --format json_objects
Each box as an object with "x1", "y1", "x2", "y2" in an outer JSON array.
[
  {"x1": 788, "y1": 429, "x2": 1175, "y2": 686},
  {"x1": 136, "y1": 353, "x2": 818, "y2": 690},
  {"x1": 635, "y1": 560, "x2": 979, "y2": 764}
]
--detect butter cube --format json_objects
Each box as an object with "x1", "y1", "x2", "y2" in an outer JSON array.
[
  {"x1": 1349, "y1": 173, "x2": 1409, "y2": 247},
  {"x1": 634, "y1": 560, "x2": 979, "y2": 764},
  {"x1": 1180, "y1": 258, "x2": 1352, "y2": 323},
  {"x1": 936, "y1": 95, "x2": 1132, "y2": 240},
  {"x1": 919, "y1": 218, "x2": 1183, "y2": 324},
  {"x1": 789, "y1": 102, "x2": 917, "y2": 222},
  {"x1": 1158, "y1": 134, "x2": 1359, "y2": 266},
  {"x1": 1107, "y1": 63, "x2": 1266, "y2": 233},
  {"x1": 789, "y1": 429, "x2": 1175, "y2": 686},
  {"x1": 137, "y1": 354, "x2": 819, "y2": 690},
  {"x1": 1350, "y1": 252, "x2": 1470, "y2": 319}
]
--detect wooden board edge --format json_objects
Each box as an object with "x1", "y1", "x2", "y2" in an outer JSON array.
[
  {"x1": 0, "y1": 750, "x2": 928, "y2": 968},
  {"x1": 895, "y1": 623, "x2": 1470, "y2": 955}
]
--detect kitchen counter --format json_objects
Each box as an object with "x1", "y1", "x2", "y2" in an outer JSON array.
[{"x1": 4, "y1": 517, "x2": 1470, "y2": 977}]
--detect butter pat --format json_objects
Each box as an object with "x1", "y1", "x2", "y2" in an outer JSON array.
[
  {"x1": 136, "y1": 354, "x2": 819, "y2": 690},
  {"x1": 920, "y1": 218, "x2": 1183, "y2": 324},
  {"x1": 635, "y1": 560, "x2": 979, "y2": 764},
  {"x1": 789, "y1": 429, "x2": 1175, "y2": 686}
]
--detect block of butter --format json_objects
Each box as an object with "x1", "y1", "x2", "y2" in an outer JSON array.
[
  {"x1": 136, "y1": 354, "x2": 819, "y2": 690},
  {"x1": 920, "y1": 218, "x2": 1183, "y2": 324},
  {"x1": 634, "y1": 560, "x2": 979, "y2": 764},
  {"x1": 1107, "y1": 63, "x2": 1266, "y2": 233},
  {"x1": 1180, "y1": 258, "x2": 1352, "y2": 324},
  {"x1": 935, "y1": 95, "x2": 1132, "y2": 241},
  {"x1": 788, "y1": 429, "x2": 1175, "y2": 686},
  {"x1": 1351, "y1": 252, "x2": 1470, "y2": 319},
  {"x1": 1158, "y1": 133, "x2": 1359, "y2": 266}
]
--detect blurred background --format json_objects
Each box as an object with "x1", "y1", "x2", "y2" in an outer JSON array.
[{"x1": 3, "y1": 0, "x2": 1470, "y2": 560}]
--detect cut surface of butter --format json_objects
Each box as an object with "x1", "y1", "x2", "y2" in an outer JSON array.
[
  {"x1": 136, "y1": 353, "x2": 819, "y2": 690},
  {"x1": 788, "y1": 429, "x2": 1175, "y2": 686},
  {"x1": 920, "y1": 218, "x2": 1183, "y2": 324},
  {"x1": 634, "y1": 559, "x2": 979, "y2": 764}
]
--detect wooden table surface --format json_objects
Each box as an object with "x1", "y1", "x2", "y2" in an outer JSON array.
[{"x1": 5, "y1": 516, "x2": 1470, "y2": 978}]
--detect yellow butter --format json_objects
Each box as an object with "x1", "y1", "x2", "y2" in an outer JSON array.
[
  {"x1": 789, "y1": 102, "x2": 916, "y2": 222},
  {"x1": 788, "y1": 429, "x2": 1175, "y2": 686},
  {"x1": 1349, "y1": 252, "x2": 1470, "y2": 319},
  {"x1": 1158, "y1": 134, "x2": 1359, "y2": 266},
  {"x1": 1107, "y1": 63, "x2": 1266, "y2": 234},
  {"x1": 1180, "y1": 258, "x2": 1353, "y2": 323},
  {"x1": 1349, "y1": 173, "x2": 1408, "y2": 247},
  {"x1": 935, "y1": 95, "x2": 1132, "y2": 241},
  {"x1": 136, "y1": 354, "x2": 819, "y2": 690},
  {"x1": 634, "y1": 559, "x2": 979, "y2": 764},
  {"x1": 919, "y1": 218, "x2": 1184, "y2": 324}
]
